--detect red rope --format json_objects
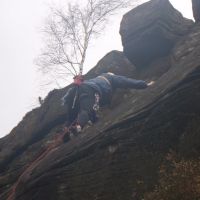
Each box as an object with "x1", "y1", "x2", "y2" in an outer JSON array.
[{"x1": 6, "y1": 125, "x2": 72, "y2": 200}]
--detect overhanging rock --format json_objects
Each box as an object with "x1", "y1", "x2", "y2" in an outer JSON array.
[{"x1": 120, "y1": 0, "x2": 193, "y2": 67}]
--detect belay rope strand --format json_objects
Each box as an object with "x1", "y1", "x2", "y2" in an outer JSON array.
[{"x1": 5, "y1": 121, "x2": 77, "y2": 200}]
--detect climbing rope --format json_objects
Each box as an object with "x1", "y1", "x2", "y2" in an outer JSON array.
[{"x1": 6, "y1": 122, "x2": 76, "y2": 200}]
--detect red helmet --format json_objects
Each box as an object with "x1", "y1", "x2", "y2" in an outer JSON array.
[{"x1": 73, "y1": 75, "x2": 84, "y2": 85}]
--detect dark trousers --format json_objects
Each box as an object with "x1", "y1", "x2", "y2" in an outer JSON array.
[{"x1": 77, "y1": 85, "x2": 97, "y2": 127}]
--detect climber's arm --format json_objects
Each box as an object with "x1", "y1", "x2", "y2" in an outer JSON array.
[{"x1": 112, "y1": 75, "x2": 149, "y2": 89}]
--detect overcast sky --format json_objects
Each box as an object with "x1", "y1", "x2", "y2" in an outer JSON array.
[{"x1": 0, "y1": 0, "x2": 193, "y2": 138}]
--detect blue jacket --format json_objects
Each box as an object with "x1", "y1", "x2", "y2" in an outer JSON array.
[
  {"x1": 62, "y1": 73, "x2": 147, "y2": 106},
  {"x1": 83, "y1": 73, "x2": 147, "y2": 104}
]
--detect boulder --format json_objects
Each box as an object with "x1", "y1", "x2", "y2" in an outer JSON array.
[
  {"x1": 192, "y1": 0, "x2": 200, "y2": 22},
  {"x1": 120, "y1": 0, "x2": 193, "y2": 67},
  {"x1": 85, "y1": 50, "x2": 135, "y2": 79}
]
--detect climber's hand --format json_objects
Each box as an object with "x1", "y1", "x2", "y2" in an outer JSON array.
[{"x1": 147, "y1": 81, "x2": 155, "y2": 86}]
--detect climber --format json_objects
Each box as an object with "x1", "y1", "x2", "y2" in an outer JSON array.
[{"x1": 61, "y1": 72, "x2": 155, "y2": 134}]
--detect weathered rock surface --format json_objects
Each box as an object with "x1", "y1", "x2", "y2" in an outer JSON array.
[
  {"x1": 192, "y1": 0, "x2": 200, "y2": 22},
  {"x1": 1, "y1": 1, "x2": 200, "y2": 200},
  {"x1": 85, "y1": 50, "x2": 136, "y2": 79},
  {"x1": 120, "y1": 0, "x2": 193, "y2": 67}
]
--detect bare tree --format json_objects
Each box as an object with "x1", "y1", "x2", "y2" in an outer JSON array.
[{"x1": 36, "y1": 0, "x2": 139, "y2": 84}]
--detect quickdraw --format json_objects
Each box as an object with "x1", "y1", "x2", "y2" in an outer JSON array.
[{"x1": 93, "y1": 93, "x2": 100, "y2": 111}]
